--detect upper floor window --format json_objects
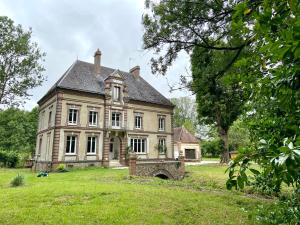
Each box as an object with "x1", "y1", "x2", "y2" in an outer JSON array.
[
  {"x1": 135, "y1": 113, "x2": 142, "y2": 129},
  {"x1": 158, "y1": 116, "x2": 165, "y2": 131},
  {"x1": 112, "y1": 112, "x2": 121, "y2": 128},
  {"x1": 130, "y1": 138, "x2": 147, "y2": 154},
  {"x1": 68, "y1": 108, "x2": 78, "y2": 125},
  {"x1": 48, "y1": 111, "x2": 52, "y2": 127},
  {"x1": 113, "y1": 86, "x2": 121, "y2": 101},
  {"x1": 158, "y1": 138, "x2": 166, "y2": 154},
  {"x1": 89, "y1": 111, "x2": 98, "y2": 126},
  {"x1": 40, "y1": 111, "x2": 45, "y2": 130},
  {"x1": 66, "y1": 135, "x2": 76, "y2": 154},
  {"x1": 87, "y1": 136, "x2": 97, "y2": 154}
]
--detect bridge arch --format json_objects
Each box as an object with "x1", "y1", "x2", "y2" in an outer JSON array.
[{"x1": 152, "y1": 169, "x2": 174, "y2": 179}]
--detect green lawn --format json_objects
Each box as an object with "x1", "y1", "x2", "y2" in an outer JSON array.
[{"x1": 0, "y1": 165, "x2": 270, "y2": 225}]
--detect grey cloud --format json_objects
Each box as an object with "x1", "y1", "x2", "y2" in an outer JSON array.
[{"x1": 0, "y1": 0, "x2": 191, "y2": 110}]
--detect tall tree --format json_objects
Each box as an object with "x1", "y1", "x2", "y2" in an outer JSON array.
[
  {"x1": 0, "y1": 16, "x2": 45, "y2": 107},
  {"x1": 191, "y1": 47, "x2": 247, "y2": 163}
]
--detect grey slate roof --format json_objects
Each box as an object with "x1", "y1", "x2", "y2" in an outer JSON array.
[{"x1": 42, "y1": 60, "x2": 173, "y2": 107}]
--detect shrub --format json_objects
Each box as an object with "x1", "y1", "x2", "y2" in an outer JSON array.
[
  {"x1": 56, "y1": 164, "x2": 69, "y2": 173},
  {"x1": 201, "y1": 139, "x2": 222, "y2": 157},
  {"x1": 0, "y1": 150, "x2": 19, "y2": 168},
  {"x1": 251, "y1": 172, "x2": 281, "y2": 196},
  {"x1": 254, "y1": 189, "x2": 300, "y2": 225},
  {"x1": 10, "y1": 174, "x2": 24, "y2": 187}
]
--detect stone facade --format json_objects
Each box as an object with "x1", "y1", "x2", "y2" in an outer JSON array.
[{"x1": 33, "y1": 50, "x2": 174, "y2": 170}]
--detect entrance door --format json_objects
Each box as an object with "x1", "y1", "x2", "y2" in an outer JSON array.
[
  {"x1": 109, "y1": 137, "x2": 120, "y2": 160},
  {"x1": 185, "y1": 149, "x2": 196, "y2": 159}
]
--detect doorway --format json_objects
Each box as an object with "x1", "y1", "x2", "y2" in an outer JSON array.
[{"x1": 109, "y1": 137, "x2": 120, "y2": 160}]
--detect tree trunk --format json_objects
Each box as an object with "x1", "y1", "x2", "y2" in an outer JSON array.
[{"x1": 219, "y1": 129, "x2": 230, "y2": 164}]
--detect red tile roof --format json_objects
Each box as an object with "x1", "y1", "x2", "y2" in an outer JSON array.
[{"x1": 174, "y1": 126, "x2": 199, "y2": 143}]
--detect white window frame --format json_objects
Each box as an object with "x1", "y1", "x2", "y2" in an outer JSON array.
[
  {"x1": 158, "y1": 116, "x2": 165, "y2": 131},
  {"x1": 87, "y1": 136, "x2": 97, "y2": 155},
  {"x1": 66, "y1": 135, "x2": 77, "y2": 155},
  {"x1": 130, "y1": 137, "x2": 147, "y2": 154},
  {"x1": 89, "y1": 111, "x2": 98, "y2": 126},
  {"x1": 112, "y1": 112, "x2": 121, "y2": 128},
  {"x1": 68, "y1": 108, "x2": 78, "y2": 125},
  {"x1": 113, "y1": 86, "x2": 121, "y2": 101},
  {"x1": 135, "y1": 114, "x2": 142, "y2": 129}
]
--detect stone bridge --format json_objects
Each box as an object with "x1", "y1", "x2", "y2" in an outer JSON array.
[{"x1": 128, "y1": 153, "x2": 185, "y2": 180}]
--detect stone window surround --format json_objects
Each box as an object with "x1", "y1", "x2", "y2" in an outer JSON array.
[
  {"x1": 85, "y1": 132, "x2": 100, "y2": 156},
  {"x1": 66, "y1": 103, "x2": 81, "y2": 126},
  {"x1": 63, "y1": 131, "x2": 80, "y2": 156},
  {"x1": 134, "y1": 111, "x2": 144, "y2": 130},
  {"x1": 87, "y1": 106, "x2": 101, "y2": 127},
  {"x1": 157, "y1": 114, "x2": 166, "y2": 132},
  {"x1": 128, "y1": 134, "x2": 149, "y2": 155},
  {"x1": 38, "y1": 134, "x2": 43, "y2": 156},
  {"x1": 111, "y1": 83, "x2": 123, "y2": 103},
  {"x1": 110, "y1": 109, "x2": 124, "y2": 129}
]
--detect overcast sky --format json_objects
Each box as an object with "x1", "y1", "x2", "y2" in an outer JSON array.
[{"x1": 0, "y1": 0, "x2": 192, "y2": 110}]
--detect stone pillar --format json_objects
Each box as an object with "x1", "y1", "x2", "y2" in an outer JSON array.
[
  {"x1": 120, "y1": 136, "x2": 127, "y2": 165},
  {"x1": 102, "y1": 134, "x2": 110, "y2": 167},
  {"x1": 178, "y1": 151, "x2": 185, "y2": 177},
  {"x1": 129, "y1": 153, "x2": 137, "y2": 176}
]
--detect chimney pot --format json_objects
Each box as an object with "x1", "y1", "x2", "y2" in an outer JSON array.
[
  {"x1": 94, "y1": 49, "x2": 101, "y2": 74},
  {"x1": 130, "y1": 65, "x2": 140, "y2": 78}
]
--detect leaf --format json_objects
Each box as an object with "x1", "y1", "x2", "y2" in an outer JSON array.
[
  {"x1": 237, "y1": 176, "x2": 244, "y2": 189},
  {"x1": 249, "y1": 168, "x2": 260, "y2": 175},
  {"x1": 244, "y1": 8, "x2": 251, "y2": 16}
]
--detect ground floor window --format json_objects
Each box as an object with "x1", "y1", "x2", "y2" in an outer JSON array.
[
  {"x1": 158, "y1": 138, "x2": 166, "y2": 154},
  {"x1": 87, "y1": 136, "x2": 97, "y2": 154},
  {"x1": 66, "y1": 135, "x2": 76, "y2": 154},
  {"x1": 130, "y1": 138, "x2": 147, "y2": 154}
]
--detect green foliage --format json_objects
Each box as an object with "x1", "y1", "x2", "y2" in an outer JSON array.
[
  {"x1": 254, "y1": 189, "x2": 300, "y2": 225},
  {"x1": 155, "y1": 144, "x2": 167, "y2": 154},
  {"x1": 0, "y1": 107, "x2": 38, "y2": 154},
  {"x1": 228, "y1": 119, "x2": 251, "y2": 151},
  {"x1": 251, "y1": 172, "x2": 281, "y2": 196},
  {"x1": 56, "y1": 164, "x2": 69, "y2": 173},
  {"x1": 10, "y1": 174, "x2": 24, "y2": 187},
  {"x1": 201, "y1": 139, "x2": 222, "y2": 157},
  {"x1": 0, "y1": 150, "x2": 19, "y2": 168},
  {"x1": 0, "y1": 16, "x2": 45, "y2": 107},
  {"x1": 170, "y1": 97, "x2": 197, "y2": 134}
]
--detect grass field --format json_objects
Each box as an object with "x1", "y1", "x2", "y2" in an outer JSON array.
[{"x1": 0, "y1": 165, "x2": 270, "y2": 225}]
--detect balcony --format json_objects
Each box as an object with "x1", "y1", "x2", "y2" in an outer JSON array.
[{"x1": 105, "y1": 120, "x2": 127, "y2": 131}]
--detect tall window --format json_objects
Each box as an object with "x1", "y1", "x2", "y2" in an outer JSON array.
[
  {"x1": 66, "y1": 136, "x2": 76, "y2": 154},
  {"x1": 158, "y1": 116, "x2": 165, "y2": 131},
  {"x1": 113, "y1": 86, "x2": 121, "y2": 101},
  {"x1": 135, "y1": 114, "x2": 142, "y2": 129},
  {"x1": 87, "y1": 136, "x2": 96, "y2": 154},
  {"x1": 158, "y1": 138, "x2": 166, "y2": 154},
  {"x1": 130, "y1": 138, "x2": 147, "y2": 154},
  {"x1": 89, "y1": 111, "x2": 98, "y2": 126},
  {"x1": 68, "y1": 108, "x2": 78, "y2": 125},
  {"x1": 48, "y1": 111, "x2": 52, "y2": 127},
  {"x1": 112, "y1": 112, "x2": 121, "y2": 127},
  {"x1": 40, "y1": 111, "x2": 45, "y2": 130},
  {"x1": 38, "y1": 137, "x2": 42, "y2": 155}
]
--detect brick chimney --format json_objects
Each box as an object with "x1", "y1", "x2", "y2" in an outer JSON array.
[
  {"x1": 130, "y1": 65, "x2": 140, "y2": 78},
  {"x1": 94, "y1": 49, "x2": 101, "y2": 74}
]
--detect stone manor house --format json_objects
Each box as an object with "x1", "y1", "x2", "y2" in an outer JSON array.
[{"x1": 34, "y1": 49, "x2": 175, "y2": 170}]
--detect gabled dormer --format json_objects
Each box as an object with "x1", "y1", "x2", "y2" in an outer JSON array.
[{"x1": 104, "y1": 69, "x2": 128, "y2": 105}]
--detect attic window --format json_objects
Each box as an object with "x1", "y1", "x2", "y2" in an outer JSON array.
[{"x1": 113, "y1": 86, "x2": 121, "y2": 101}]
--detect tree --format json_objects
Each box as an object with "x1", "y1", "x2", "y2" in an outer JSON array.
[
  {"x1": 191, "y1": 47, "x2": 247, "y2": 163},
  {"x1": 0, "y1": 16, "x2": 45, "y2": 107},
  {"x1": 0, "y1": 107, "x2": 38, "y2": 154},
  {"x1": 170, "y1": 97, "x2": 197, "y2": 134}
]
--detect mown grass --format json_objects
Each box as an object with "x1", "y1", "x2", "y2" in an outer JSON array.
[{"x1": 0, "y1": 165, "x2": 270, "y2": 225}]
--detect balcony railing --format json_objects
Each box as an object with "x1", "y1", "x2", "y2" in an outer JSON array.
[{"x1": 105, "y1": 120, "x2": 127, "y2": 130}]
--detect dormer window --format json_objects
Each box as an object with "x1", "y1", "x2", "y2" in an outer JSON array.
[{"x1": 113, "y1": 86, "x2": 121, "y2": 101}]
